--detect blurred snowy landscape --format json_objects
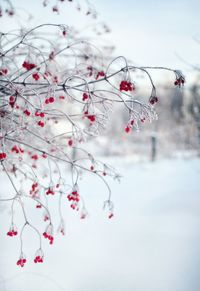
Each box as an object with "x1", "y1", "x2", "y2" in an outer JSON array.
[{"x1": 0, "y1": 155, "x2": 200, "y2": 291}]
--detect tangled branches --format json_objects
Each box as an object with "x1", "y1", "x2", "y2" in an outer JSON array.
[{"x1": 0, "y1": 11, "x2": 185, "y2": 267}]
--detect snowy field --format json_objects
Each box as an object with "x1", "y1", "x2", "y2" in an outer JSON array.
[{"x1": 0, "y1": 156, "x2": 200, "y2": 291}]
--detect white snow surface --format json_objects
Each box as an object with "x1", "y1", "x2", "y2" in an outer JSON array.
[{"x1": 0, "y1": 156, "x2": 200, "y2": 291}]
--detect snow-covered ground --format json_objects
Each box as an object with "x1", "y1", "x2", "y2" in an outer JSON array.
[{"x1": 0, "y1": 156, "x2": 200, "y2": 291}]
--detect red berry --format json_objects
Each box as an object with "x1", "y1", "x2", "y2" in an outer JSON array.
[
  {"x1": 37, "y1": 120, "x2": 45, "y2": 127},
  {"x1": 82, "y1": 93, "x2": 89, "y2": 101},
  {"x1": 49, "y1": 97, "x2": 55, "y2": 103},
  {"x1": 125, "y1": 126, "x2": 130, "y2": 133},
  {"x1": 0, "y1": 152, "x2": 6, "y2": 160},
  {"x1": 68, "y1": 139, "x2": 73, "y2": 146},
  {"x1": 32, "y1": 73, "x2": 40, "y2": 81},
  {"x1": 23, "y1": 109, "x2": 31, "y2": 116}
]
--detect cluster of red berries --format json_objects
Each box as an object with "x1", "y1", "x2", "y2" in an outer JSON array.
[
  {"x1": 32, "y1": 72, "x2": 40, "y2": 81},
  {"x1": 124, "y1": 119, "x2": 134, "y2": 133},
  {"x1": 46, "y1": 187, "x2": 55, "y2": 195},
  {"x1": 43, "y1": 230, "x2": 54, "y2": 245},
  {"x1": 174, "y1": 76, "x2": 185, "y2": 87},
  {"x1": 120, "y1": 80, "x2": 135, "y2": 92},
  {"x1": 22, "y1": 61, "x2": 36, "y2": 71},
  {"x1": 7, "y1": 226, "x2": 18, "y2": 237},
  {"x1": 67, "y1": 190, "x2": 80, "y2": 210},
  {"x1": 96, "y1": 71, "x2": 105, "y2": 80},
  {"x1": 0, "y1": 152, "x2": 6, "y2": 160},
  {"x1": 30, "y1": 182, "x2": 39, "y2": 197},
  {"x1": 45, "y1": 96, "x2": 55, "y2": 104},
  {"x1": 37, "y1": 120, "x2": 45, "y2": 127},
  {"x1": 35, "y1": 111, "x2": 45, "y2": 117},
  {"x1": 35, "y1": 111, "x2": 45, "y2": 127},
  {"x1": 149, "y1": 96, "x2": 158, "y2": 105},
  {"x1": 23, "y1": 109, "x2": 31, "y2": 116},
  {"x1": 87, "y1": 114, "x2": 96, "y2": 122},
  {"x1": 17, "y1": 257, "x2": 26, "y2": 267},
  {"x1": 34, "y1": 255, "x2": 43, "y2": 263},
  {"x1": 11, "y1": 145, "x2": 24, "y2": 154},
  {"x1": 16, "y1": 254, "x2": 44, "y2": 267},
  {"x1": 84, "y1": 111, "x2": 96, "y2": 122}
]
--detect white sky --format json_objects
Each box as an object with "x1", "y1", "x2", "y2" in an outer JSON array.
[
  {"x1": 94, "y1": 0, "x2": 200, "y2": 70},
  {"x1": 1, "y1": 0, "x2": 200, "y2": 81}
]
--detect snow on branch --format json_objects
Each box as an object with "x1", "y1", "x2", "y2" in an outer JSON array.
[{"x1": 0, "y1": 2, "x2": 185, "y2": 267}]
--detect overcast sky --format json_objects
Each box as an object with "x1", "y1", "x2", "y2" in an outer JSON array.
[
  {"x1": 1, "y1": 0, "x2": 200, "y2": 81},
  {"x1": 94, "y1": 0, "x2": 200, "y2": 71}
]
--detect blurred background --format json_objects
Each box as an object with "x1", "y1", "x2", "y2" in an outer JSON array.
[{"x1": 0, "y1": 1, "x2": 200, "y2": 290}]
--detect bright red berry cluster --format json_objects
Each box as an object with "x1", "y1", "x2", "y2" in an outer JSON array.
[
  {"x1": 46, "y1": 188, "x2": 55, "y2": 195},
  {"x1": 67, "y1": 189, "x2": 80, "y2": 210},
  {"x1": 7, "y1": 226, "x2": 18, "y2": 237},
  {"x1": 11, "y1": 145, "x2": 24, "y2": 154},
  {"x1": 45, "y1": 96, "x2": 55, "y2": 104},
  {"x1": 120, "y1": 80, "x2": 135, "y2": 92},
  {"x1": 34, "y1": 255, "x2": 43, "y2": 263},
  {"x1": 35, "y1": 111, "x2": 45, "y2": 118},
  {"x1": 23, "y1": 109, "x2": 31, "y2": 116},
  {"x1": 43, "y1": 231, "x2": 54, "y2": 245},
  {"x1": 22, "y1": 61, "x2": 36, "y2": 71},
  {"x1": 0, "y1": 152, "x2": 6, "y2": 160},
  {"x1": 96, "y1": 70, "x2": 105, "y2": 80},
  {"x1": 16, "y1": 257, "x2": 26, "y2": 267},
  {"x1": 84, "y1": 111, "x2": 96, "y2": 122},
  {"x1": 37, "y1": 120, "x2": 45, "y2": 127}
]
